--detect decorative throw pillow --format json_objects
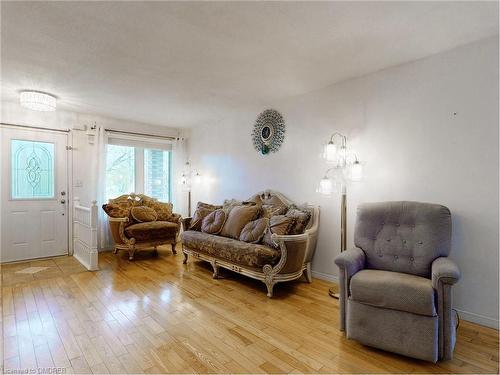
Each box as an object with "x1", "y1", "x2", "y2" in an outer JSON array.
[
  {"x1": 144, "y1": 199, "x2": 173, "y2": 221},
  {"x1": 261, "y1": 204, "x2": 287, "y2": 219},
  {"x1": 220, "y1": 204, "x2": 261, "y2": 239},
  {"x1": 198, "y1": 202, "x2": 222, "y2": 210},
  {"x1": 102, "y1": 202, "x2": 134, "y2": 227},
  {"x1": 239, "y1": 218, "x2": 269, "y2": 243},
  {"x1": 201, "y1": 209, "x2": 227, "y2": 234},
  {"x1": 189, "y1": 202, "x2": 220, "y2": 231},
  {"x1": 262, "y1": 215, "x2": 296, "y2": 248},
  {"x1": 286, "y1": 205, "x2": 312, "y2": 235},
  {"x1": 190, "y1": 207, "x2": 213, "y2": 231},
  {"x1": 130, "y1": 206, "x2": 158, "y2": 222},
  {"x1": 222, "y1": 199, "x2": 256, "y2": 213}
]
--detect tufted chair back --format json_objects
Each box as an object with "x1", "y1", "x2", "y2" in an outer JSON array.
[{"x1": 354, "y1": 201, "x2": 451, "y2": 278}]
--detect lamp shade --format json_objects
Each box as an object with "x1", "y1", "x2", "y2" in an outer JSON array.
[
  {"x1": 351, "y1": 161, "x2": 363, "y2": 181},
  {"x1": 318, "y1": 176, "x2": 333, "y2": 195},
  {"x1": 193, "y1": 172, "x2": 202, "y2": 184},
  {"x1": 20, "y1": 91, "x2": 56, "y2": 111},
  {"x1": 324, "y1": 142, "x2": 337, "y2": 162}
]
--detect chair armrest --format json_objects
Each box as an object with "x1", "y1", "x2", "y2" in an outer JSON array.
[
  {"x1": 182, "y1": 217, "x2": 192, "y2": 231},
  {"x1": 167, "y1": 213, "x2": 182, "y2": 225},
  {"x1": 271, "y1": 233, "x2": 309, "y2": 274},
  {"x1": 108, "y1": 217, "x2": 129, "y2": 223},
  {"x1": 106, "y1": 217, "x2": 130, "y2": 245},
  {"x1": 334, "y1": 247, "x2": 366, "y2": 277},
  {"x1": 432, "y1": 257, "x2": 460, "y2": 288},
  {"x1": 334, "y1": 247, "x2": 365, "y2": 332},
  {"x1": 432, "y1": 257, "x2": 460, "y2": 360}
]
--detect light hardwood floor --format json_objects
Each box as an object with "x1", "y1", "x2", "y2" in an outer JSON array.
[{"x1": 1, "y1": 245, "x2": 498, "y2": 374}]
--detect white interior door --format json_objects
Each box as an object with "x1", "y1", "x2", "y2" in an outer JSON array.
[{"x1": 1, "y1": 127, "x2": 69, "y2": 262}]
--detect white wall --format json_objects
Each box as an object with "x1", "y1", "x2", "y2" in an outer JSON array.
[
  {"x1": 0, "y1": 101, "x2": 187, "y2": 210},
  {"x1": 188, "y1": 37, "x2": 499, "y2": 328}
]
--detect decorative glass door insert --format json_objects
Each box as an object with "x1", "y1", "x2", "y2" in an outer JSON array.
[{"x1": 11, "y1": 139, "x2": 55, "y2": 199}]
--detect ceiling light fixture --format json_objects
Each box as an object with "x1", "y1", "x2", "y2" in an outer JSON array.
[{"x1": 19, "y1": 91, "x2": 57, "y2": 111}]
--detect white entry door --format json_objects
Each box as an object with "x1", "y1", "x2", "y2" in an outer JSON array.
[{"x1": 1, "y1": 127, "x2": 69, "y2": 262}]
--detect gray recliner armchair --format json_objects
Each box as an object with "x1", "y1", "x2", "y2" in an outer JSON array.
[{"x1": 335, "y1": 201, "x2": 460, "y2": 362}]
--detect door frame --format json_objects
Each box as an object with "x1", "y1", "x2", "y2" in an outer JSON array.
[{"x1": 0, "y1": 123, "x2": 73, "y2": 262}]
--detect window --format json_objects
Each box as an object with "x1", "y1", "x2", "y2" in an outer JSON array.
[
  {"x1": 144, "y1": 148, "x2": 171, "y2": 202},
  {"x1": 11, "y1": 139, "x2": 55, "y2": 199},
  {"x1": 105, "y1": 142, "x2": 172, "y2": 202},
  {"x1": 105, "y1": 145, "x2": 135, "y2": 200}
]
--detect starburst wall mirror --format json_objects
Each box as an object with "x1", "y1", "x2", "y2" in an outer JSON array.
[{"x1": 252, "y1": 109, "x2": 286, "y2": 154}]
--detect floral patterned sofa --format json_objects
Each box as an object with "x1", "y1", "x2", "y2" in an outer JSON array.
[
  {"x1": 181, "y1": 190, "x2": 319, "y2": 297},
  {"x1": 102, "y1": 193, "x2": 181, "y2": 260}
]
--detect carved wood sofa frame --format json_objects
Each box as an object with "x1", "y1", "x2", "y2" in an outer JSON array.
[
  {"x1": 106, "y1": 193, "x2": 181, "y2": 260},
  {"x1": 181, "y1": 190, "x2": 319, "y2": 297}
]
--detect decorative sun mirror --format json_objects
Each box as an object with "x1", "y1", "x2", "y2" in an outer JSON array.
[{"x1": 252, "y1": 109, "x2": 286, "y2": 154}]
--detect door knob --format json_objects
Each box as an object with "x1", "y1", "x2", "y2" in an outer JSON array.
[{"x1": 60, "y1": 199, "x2": 66, "y2": 204}]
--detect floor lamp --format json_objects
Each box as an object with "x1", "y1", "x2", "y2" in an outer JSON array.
[
  {"x1": 180, "y1": 161, "x2": 201, "y2": 217},
  {"x1": 318, "y1": 133, "x2": 363, "y2": 299}
]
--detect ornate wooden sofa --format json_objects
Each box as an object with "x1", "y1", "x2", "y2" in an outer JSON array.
[
  {"x1": 102, "y1": 193, "x2": 181, "y2": 260},
  {"x1": 181, "y1": 190, "x2": 319, "y2": 297}
]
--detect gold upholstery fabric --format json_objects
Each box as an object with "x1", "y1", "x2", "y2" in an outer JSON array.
[
  {"x1": 143, "y1": 199, "x2": 173, "y2": 221},
  {"x1": 220, "y1": 204, "x2": 261, "y2": 239},
  {"x1": 239, "y1": 218, "x2": 269, "y2": 243},
  {"x1": 102, "y1": 202, "x2": 134, "y2": 227},
  {"x1": 181, "y1": 230, "x2": 280, "y2": 268},
  {"x1": 131, "y1": 206, "x2": 158, "y2": 222},
  {"x1": 125, "y1": 221, "x2": 178, "y2": 241}
]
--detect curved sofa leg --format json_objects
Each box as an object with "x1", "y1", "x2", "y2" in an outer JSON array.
[
  {"x1": 128, "y1": 246, "x2": 135, "y2": 261},
  {"x1": 304, "y1": 262, "x2": 312, "y2": 283},
  {"x1": 113, "y1": 247, "x2": 119, "y2": 254},
  {"x1": 171, "y1": 243, "x2": 177, "y2": 255},
  {"x1": 265, "y1": 280, "x2": 276, "y2": 298},
  {"x1": 183, "y1": 251, "x2": 188, "y2": 264},
  {"x1": 211, "y1": 261, "x2": 219, "y2": 279}
]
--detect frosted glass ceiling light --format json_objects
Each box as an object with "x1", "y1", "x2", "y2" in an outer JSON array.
[{"x1": 20, "y1": 91, "x2": 57, "y2": 111}]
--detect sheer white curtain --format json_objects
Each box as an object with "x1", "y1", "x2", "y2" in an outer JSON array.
[
  {"x1": 92, "y1": 126, "x2": 111, "y2": 250},
  {"x1": 172, "y1": 136, "x2": 188, "y2": 217}
]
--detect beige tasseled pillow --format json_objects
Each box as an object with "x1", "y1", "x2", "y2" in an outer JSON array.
[
  {"x1": 261, "y1": 204, "x2": 287, "y2": 219},
  {"x1": 130, "y1": 206, "x2": 158, "y2": 223},
  {"x1": 143, "y1": 199, "x2": 173, "y2": 221},
  {"x1": 239, "y1": 218, "x2": 269, "y2": 243},
  {"x1": 262, "y1": 215, "x2": 295, "y2": 248},
  {"x1": 201, "y1": 209, "x2": 227, "y2": 234},
  {"x1": 220, "y1": 204, "x2": 261, "y2": 239}
]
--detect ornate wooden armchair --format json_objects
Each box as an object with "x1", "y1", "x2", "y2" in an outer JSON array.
[{"x1": 102, "y1": 193, "x2": 181, "y2": 260}]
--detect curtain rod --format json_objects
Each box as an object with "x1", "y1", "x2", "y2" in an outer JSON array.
[
  {"x1": 105, "y1": 128, "x2": 178, "y2": 141},
  {"x1": 0, "y1": 122, "x2": 70, "y2": 133}
]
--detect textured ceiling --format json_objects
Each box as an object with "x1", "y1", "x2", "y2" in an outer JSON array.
[{"x1": 1, "y1": 1, "x2": 498, "y2": 128}]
